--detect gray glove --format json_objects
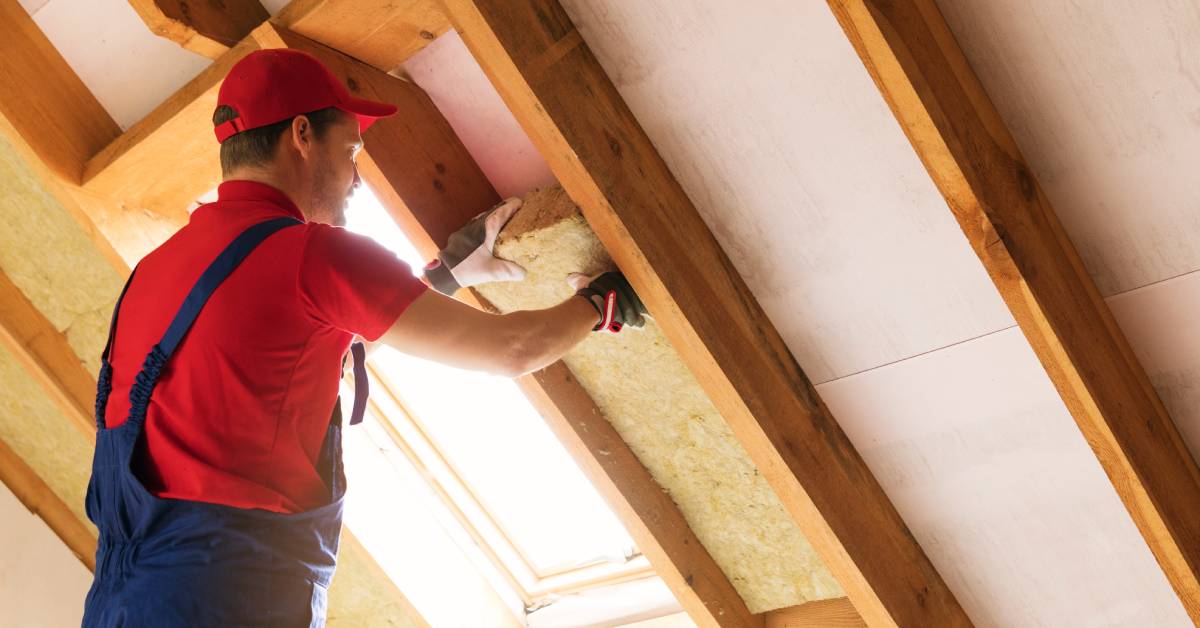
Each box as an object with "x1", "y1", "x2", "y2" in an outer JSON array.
[
  {"x1": 570, "y1": 271, "x2": 647, "y2": 333},
  {"x1": 425, "y1": 198, "x2": 525, "y2": 295}
]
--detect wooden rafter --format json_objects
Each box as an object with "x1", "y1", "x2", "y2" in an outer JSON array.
[
  {"x1": 439, "y1": 1, "x2": 971, "y2": 626},
  {"x1": 253, "y1": 22, "x2": 758, "y2": 625},
  {"x1": 0, "y1": 0, "x2": 120, "y2": 183},
  {"x1": 0, "y1": 436, "x2": 97, "y2": 571},
  {"x1": 0, "y1": 268, "x2": 97, "y2": 438},
  {"x1": 127, "y1": 0, "x2": 269, "y2": 59},
  {"x1": 826, "y1": 0, "x2": 1200, "y2": 621}
]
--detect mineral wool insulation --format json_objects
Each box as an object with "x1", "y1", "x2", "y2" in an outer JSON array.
[{"x1": 475, "y1": 186, "x2": 842, "y2": 611}]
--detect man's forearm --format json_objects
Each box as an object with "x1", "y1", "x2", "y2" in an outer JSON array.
[{"x1": 506, "y1": 295, "x2": 599, "y2": 375}]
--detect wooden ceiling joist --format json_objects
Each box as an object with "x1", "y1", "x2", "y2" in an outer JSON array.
[
  {"x1": 826, "y1": 0, "x2": 1200, "y2": 621},
  {"x1": 439, "y1": 1, "x2": 971, "y2": 626},
  {"x1": 127, "y1": 0, "x2": 269, "y2": 60},
  {"x1": 257, "y1": 22, "x2": 758, "y2": 625}
]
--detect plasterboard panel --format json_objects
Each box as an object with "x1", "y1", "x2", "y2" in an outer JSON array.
[
  {"x1": 27, "y1": 0, "x2": 210, "y2": 130},
  {"x1": 937, "y1": 0, "x2": 1200, "y2": 295},
  {"x1": 401, "y1": 31, "x2": 556, "y2": 199},
  {"x1": 1107, "y1": 270, "x2": 1200, "y2": 461},
  {"x1": 556, "y1": 0, "x2": 1014, "y2": 384},
  {"x1": 17, "y1": 0, "x2": 49, "y2": 15},
  {"x1": 816, "y1": 328, "x2": 1189, "y2": 627},
  {"x1": 0, "y1": 481, "x2": 92, "y2": 627}
]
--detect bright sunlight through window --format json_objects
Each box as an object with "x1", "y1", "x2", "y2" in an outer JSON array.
[{"x1": 339, "y1": 185, "x2": 678, "y2": 623}]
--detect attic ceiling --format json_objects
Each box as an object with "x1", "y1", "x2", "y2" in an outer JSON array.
[{"x1": 1, "y1": 0, "x2": 1198, "y2": 626}]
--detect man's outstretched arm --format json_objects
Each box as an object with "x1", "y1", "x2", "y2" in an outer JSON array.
[{"x1": 379, "y1": 288, "x2": 600, "y2": 377}]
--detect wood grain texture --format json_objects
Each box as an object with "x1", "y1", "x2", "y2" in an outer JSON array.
[
  {"x1": 826, "y1": 0, "x2": 1200, "y2": 621},
  {"x1": 440, "y1": 1, "x2": 970, "y2": 625},
  {"x1": 0, "y1": 0, "x2": 121, "y2": 183},
  {"x1": 81, "y1": 35, "x2": 261, "y2": 225},
  {"x1": 935, "y1": 0, "x2": 1200, "y2": 297},
  {"x1": 766, "y1": 597, "x2": 864, "y2": 628},
  {"x1": 127, "y1": 0, "x2": 269, "y2": 59},
  {"x1": 276, "y1": 0, "x2": 450, "y2": 71},
  {"x1": 0, "y1": 435, "x2": 96, "y2": 571},
  {"x1": 0, "y1": 268, "x2": 98, "y2": 439},
  {"x1": 269, "y1": 24, "x2": 758, "y2": 621}
]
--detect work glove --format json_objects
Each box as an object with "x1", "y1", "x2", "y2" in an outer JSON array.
[
  {"x1": 568, "y1": 271, "x2": 647, "y2": 333},
  {"x1": 425, "y1": 198, "x2": 526, "y2": 295}
]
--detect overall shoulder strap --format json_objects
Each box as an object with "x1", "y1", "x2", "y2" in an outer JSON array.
[{"x1": 121, "y1": 217, "x2": 303, "y2": 429}]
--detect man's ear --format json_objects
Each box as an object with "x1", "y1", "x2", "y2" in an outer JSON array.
[{"x1": 288, "y1": 114, "x2": 315, "y2": 158}]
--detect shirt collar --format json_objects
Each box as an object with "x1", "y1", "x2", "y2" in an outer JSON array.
[{"x1": 215, "y1": 180, "x2": 306, "y2": 221}]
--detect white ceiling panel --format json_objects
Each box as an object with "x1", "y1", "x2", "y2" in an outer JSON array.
[
  {"x1": 29, "y1": 0, "x2": 210, "y2": 130},
  {"x1": 1108, "y1": 270, "x2": 1200, "y2": 460},
  {"x1": 938, "y1": 0, "x2": 1200, "y2": 296},
  {"x1": 558, "y1": 0, "x2": 1014, "y2": 384},
  {"x1": 817, "y1": 328, "x2": 1189, "y2": 627}
]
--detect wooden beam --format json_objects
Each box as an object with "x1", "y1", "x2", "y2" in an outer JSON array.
[
  {"x1": 128, "y1": 0, "x2": 268, "y2": 59},
  {"x1": 249, "y1": 22, "x2": 757, "y2": 625},
  {"x1": 81, "y1": 35, "x2": 261, "y2": 225},
  {"x1": 276, "y1": 0, "x2": 450, "y2": 71},
  {"x1": 0, "y1": 0, "x2": 121, "y2": 183},
  {"x1": 0, "y1": 435, "x2": 97, "y2": 571},
  {"x1": 0, "y1": 268, "x2": 98, "y2": 439},
  {"x1": 439, "y1": 2, "x2": 971, "y2": 626},
  {"x1": 825, "y1": 0, "x2": 1200, "y2": 621},
  {"x1": 766, "y1": 598, "x2": 864, "y2": 628},
  {"x1": 0, "y1": 2, "x2": 181, "y2": 269},
  {"x1": 516, "y1": 365, "x2": 759, "y2": 627}
]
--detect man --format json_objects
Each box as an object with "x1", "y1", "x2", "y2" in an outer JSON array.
[{"x1": 83, "y1": 48, "x2": 646, "y2": 627}]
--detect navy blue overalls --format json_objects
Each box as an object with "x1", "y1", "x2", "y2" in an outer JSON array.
[{"x1": 83, "y1": 217, "x2": 370, "y2": 627}]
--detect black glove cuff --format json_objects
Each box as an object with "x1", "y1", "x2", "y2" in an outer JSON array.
[
  {"x1": 574, "y1": 291, "x2": 606, "y2": 331},
  {"x1": 425, "y1": 257, "x2": 461, "y2": 295}
]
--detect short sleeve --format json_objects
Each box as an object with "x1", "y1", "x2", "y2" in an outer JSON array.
[{"x1": 298, "y1": 224, "x2": 428, "y2": 341}]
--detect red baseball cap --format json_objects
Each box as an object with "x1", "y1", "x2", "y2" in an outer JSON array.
[{"x1": 214, "y1": 48, "x2": 397, "y2": 143}]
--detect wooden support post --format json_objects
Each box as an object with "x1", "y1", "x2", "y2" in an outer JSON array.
[
  {"x1": 127, "y1": 0, "x2": 269, "y2": 59},
  {"x1": 250, "y1": 23, "x2": 758, "y2": 625},
  {"x1": 826, "y1": 0, "x2": 1200, "y2": 621},
  {"x1": 439, "y1": 1, "x2": 972, "y2": 626}
]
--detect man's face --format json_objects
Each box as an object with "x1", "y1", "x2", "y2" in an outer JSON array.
[{"x1": 307, "y1": 112, "x2": 363, "y2": 227}]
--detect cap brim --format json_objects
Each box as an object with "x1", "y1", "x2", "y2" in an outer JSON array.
[{"x1": 339, "y1": 97, "x2": 398, "y2": 133}]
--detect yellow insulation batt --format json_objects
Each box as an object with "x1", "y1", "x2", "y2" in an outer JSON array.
[{"x1": 475, "y1": 186, "x2": 843, "y2": 612}]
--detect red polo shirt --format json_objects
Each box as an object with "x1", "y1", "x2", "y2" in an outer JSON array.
[{"x1": 102, "y1": 181, "x2": 427, "y2": 513}]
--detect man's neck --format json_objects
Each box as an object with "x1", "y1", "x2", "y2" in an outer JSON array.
[{"x1": 223, "y1": 170, "x2": 309, "y2": 219}]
